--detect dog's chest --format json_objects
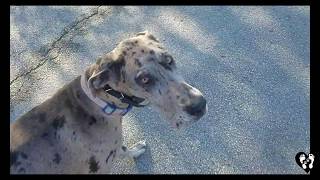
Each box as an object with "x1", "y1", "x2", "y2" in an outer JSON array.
[{"x1": 51, "y1": 115, "x2": 124, "y2": 173}]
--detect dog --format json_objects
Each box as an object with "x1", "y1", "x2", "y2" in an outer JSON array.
[{"x1": 10, "y1": 31, "x2": 207, "y2": 174}]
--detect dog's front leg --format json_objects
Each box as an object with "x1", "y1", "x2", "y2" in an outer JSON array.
[{"x1": 119, "y1": 141, "x2": 146, "y2": 159}]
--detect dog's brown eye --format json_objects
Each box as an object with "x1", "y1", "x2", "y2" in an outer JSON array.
[
  {"x1": 141, "y1": 77, "x2": 150, "y2": 84},
  {"x1": 135, "y1": 71, "x2": 155, "y2": 87}
]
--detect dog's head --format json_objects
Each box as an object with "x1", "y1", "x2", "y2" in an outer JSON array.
[{"x1": 86, "y1": 31, "x2": 207, "y2": 129}]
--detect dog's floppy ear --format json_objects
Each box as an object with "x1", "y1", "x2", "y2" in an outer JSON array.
[
  {"x1": 136, "y1": 31, "x2": 148, "y2": 36},
  {"x1": 136, "y1": 31, "x2": 159, "y2": 42},
  {"x1": 87, "y1": 54, "x2": 125, "y2": 91}
]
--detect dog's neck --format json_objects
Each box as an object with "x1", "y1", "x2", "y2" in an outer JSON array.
[{"x1": 80, "y1": 71, "x2": 133, "y2": 116}]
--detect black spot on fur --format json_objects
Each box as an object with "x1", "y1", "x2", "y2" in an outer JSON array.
[
  {"x1": 134, "y1": 40, "x2": 138, "y2": 44},
  {"x1": 76, "y1": 90, "x2": 81, "y2": 99},
  {"x1": 122, "y1": 51, "x2": 127, "y2": 55},
  {"x1": 124, "y1": 41, "x2": 134, "y2": 46},
  {"x1": 15, "y1": 161, "x2": 21, "y2": 167},
  {"x1": 52, "y1": 116, "x2": 66, "y2": 130},
  {"x1": 132, "y1": 51, "x2": 136, "y2": 56},
  {"x1": 64, "y1": 97, "x2": 73, "y2": 110},
  {"x1": 147, "y1": 34, "x2": 159, "y2": 42},
  {"x1": 18, "y1": 168, "x2": 26, "y2": 173},
  {"x1": 149, "y1": 50, "x2": 155, "y2": 54},
  {"x1": 157, "y1": 45, "x2": 164, "y2": 49},
  {"x1": 106, "y1": 150, "x2": 114, "y2": 164},
  {"x1": 41, "y1": 132, "x2": 49, "y2": 138},
  {"x1": 135, "y1": 58, "x2": 142, "y2": 67},
  {"x1": 121, "y1": 69, "x2": 126, "y2": 83},
  {"x1": 141, "y1": 49, "x2": 145, "y2": 53},
  {"x1": 121, "y1": 146, "x2": 127, "y2": 152},
  {"x1": 148, "y1": 57, "x2": 155, "y2": 61},
  {"x1": 38, "y1": 113, "x2": 46, "y2": 123},
  {"x1": 73, "y1": 105, "x2": 88, "y2": 119},
  {"x1": 112, "y1": 150, "x2": 117, "y2": 162},
  {"x1": 20, "y1": 152, "x2": 28, "y2": 159},
  {"x1": 108, "y1": 57, "x2": 125, "y2": 82},
  {"x1": 114, "y1": 126, "x2": 118, "y2": 131},
  {"x1": 128, "y1": 41, "x2": 136, "y2": 47},
  {"x1": 73, "y1": 131, "x2": 76, "y2": 135},
  {"x1": 89, "y1": 156, "x2": 99, "y2": 173},
  {"x1": 114, "y1": 140, "x2": 118, "y2": 145},
  {"x1": 176, "y1": 122, "x2": 180, "y2": 128},
  {"x1": 10, "y1": 151, "x2": 19, "y2": 167},
  {"x1": 88, "y1": 116, "x2": 97, "y2": 126},
  {"x1": 53, "y1": 153, "x2": 61, "y2": 164},
  {"x1": 158, "y1": 89, "x2": 162, "y2": 95}
]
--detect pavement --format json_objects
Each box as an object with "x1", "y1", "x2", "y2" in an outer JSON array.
[{"x1": 10, "y1": 6, "x2": 310, "y2": 174}]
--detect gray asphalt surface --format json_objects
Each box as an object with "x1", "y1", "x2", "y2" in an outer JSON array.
[{"x1": 10, "y1": 6, "x2": 310, "y2": 174}]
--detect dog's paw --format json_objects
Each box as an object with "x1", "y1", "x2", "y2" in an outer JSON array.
[
  {"x1": 130, "y1": 140, "x2": 146, "y2": 158},
  {"x1": 132, "y1": 140, "x2": 146, "y2": 149}
]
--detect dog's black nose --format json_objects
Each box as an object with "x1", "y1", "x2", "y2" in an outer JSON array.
[{"x1": 183, "y1": 95, "x2": 207, "y2": 118}]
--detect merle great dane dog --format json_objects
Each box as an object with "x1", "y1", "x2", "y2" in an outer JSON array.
[{"x1": 10, "y1": 31, "x2": 207, "y2": 174}]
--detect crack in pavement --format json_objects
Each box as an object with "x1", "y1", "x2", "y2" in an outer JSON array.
[
  {"x1": 10, "y1": 81, "x2": 25, "y2": 98},
  {"x1": 10, "y1": 49, "x2": 28, "y2": 58},
  {"x1": 10, "y1": 6, "x2": 108, "y2": 86},
  {"x1": 10, "y1": 52, "x2": 60, "y2": 86}
]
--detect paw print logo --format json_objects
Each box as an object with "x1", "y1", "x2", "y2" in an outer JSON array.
[{"x1": 296, "y1": 152, "x2": 315, "y2": 173}]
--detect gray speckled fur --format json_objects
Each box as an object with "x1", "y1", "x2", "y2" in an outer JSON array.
[
  {"x1": 10, "y1": 31, "x2": 206, "y2": 174},
  {"x1": 10, "y1": 76, "x2": 125, "y2": 174}
]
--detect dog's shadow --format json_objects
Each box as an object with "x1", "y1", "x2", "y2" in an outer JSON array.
[{"x1": 133, "y1": 144, "x2": 155, "y2": 174}]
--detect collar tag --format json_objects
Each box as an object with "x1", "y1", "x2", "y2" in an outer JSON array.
[
  {"x1": 102, "y1": 103, "x2": 116, "y2": 115},
  {"x1": 102, "y1": 102, "x2": 132, "y2": 116}
]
